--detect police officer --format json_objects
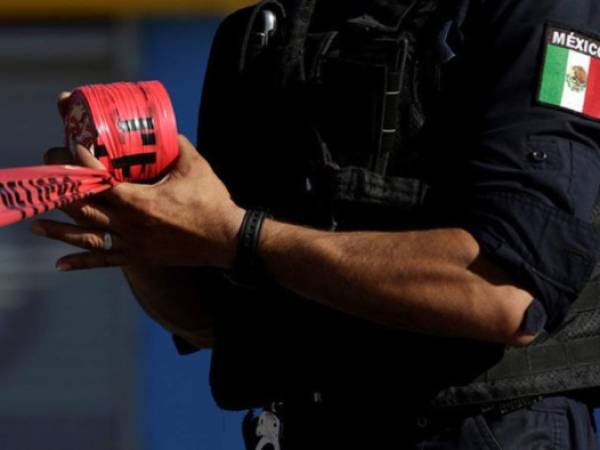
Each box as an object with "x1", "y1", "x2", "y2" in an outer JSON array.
[{"x1": 35, "y1": 0, "x2": 600, "y2": 448}]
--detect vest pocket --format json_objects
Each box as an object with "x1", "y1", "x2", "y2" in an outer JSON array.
[
  {"x1": 316, "y1": 57, "x2": 388, "y2": 169},
  {"x1": 462, "y1": 415, "x2": 502, "y2": 450},
  {"x1": 326, "y1": 166, "x2": 428, "y2": 208},
  {"x1": 525, "y1": 136, "x2": 600, "y2": 220},
  {"x1": 462, "y1": 404, "x2": 571, "y2": 450}
]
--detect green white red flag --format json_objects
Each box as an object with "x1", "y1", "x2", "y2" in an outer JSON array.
[{"x1": 538, "y1": 26, "x2": 600, "y2": 119}]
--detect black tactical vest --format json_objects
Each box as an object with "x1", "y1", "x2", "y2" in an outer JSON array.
[{"x1": 198, "y1": 0, "x2": 600, "y2": 412}]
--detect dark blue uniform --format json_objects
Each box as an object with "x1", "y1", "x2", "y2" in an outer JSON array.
[
  {"x1": 416, "y1": 0, "x2": 600, "y2": 446},
  {"x1": 436, "y1": 0, "x2": 600, "y2": 334},
  {"x1": 187, "y1": 0, "x2": 600, "y2": 448},
  {"x1": 248, "y1": 395, "x2": 597, "y2": 449}
]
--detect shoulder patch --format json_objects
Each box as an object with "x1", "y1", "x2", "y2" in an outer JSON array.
[{"x1": 538, "y1": 25, "x2": 600, "y2": 120}]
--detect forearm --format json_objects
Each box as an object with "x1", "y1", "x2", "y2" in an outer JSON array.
[
  {"x1": 259, "y1": 221, "x2": 535, "y2": 345},
  {"x1": 123, "y1": 266, "x2": 215, "y2": 348}
]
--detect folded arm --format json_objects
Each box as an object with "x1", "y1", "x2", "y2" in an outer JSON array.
[{"x1": 258, "y1": 222, "x2": 535, "y2": 345}]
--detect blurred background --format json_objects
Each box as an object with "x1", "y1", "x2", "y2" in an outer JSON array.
[
  {"x1": 0, "y1": 1, "x2": 598, "y2": 450},
  {"x1": 0, "y1": 1, "x2": 252, "y2": 449}
]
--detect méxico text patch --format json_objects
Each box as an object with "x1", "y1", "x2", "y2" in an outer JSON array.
[{"x1": 538, "y1": 25, "x2": 600, "y2": 119}]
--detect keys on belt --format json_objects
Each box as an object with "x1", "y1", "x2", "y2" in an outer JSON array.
[{"x1": 243, "y1": 404, "x2": 283, "y2": 450}]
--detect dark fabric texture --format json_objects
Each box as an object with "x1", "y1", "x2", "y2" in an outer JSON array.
[
  {"x1": 418, "y1": 397, "x2": 599, "y2": 450},
  {"x1": 423, "y1": 0, "x2": 600, "y2": 331},
  {"x1": 277, "y1": 0, "x2": 317, "y2": 83},
  {"x1": 192, "y1": 0, "x2": 600, "y2": 412},
  {"x1": 242, "y1": 396, "x2": 598, "y2": 450}
]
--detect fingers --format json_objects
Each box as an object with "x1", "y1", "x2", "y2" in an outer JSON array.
[
  {"x1": 44, "y1": 147, "x2": 74, "y2": 165},
  {"x1": 43, "y1": 144, "x2": 104, "y2": 171},
  {"x1": 178, "y1": 135, "x2": 196, "y2": 153},
  {"x1": 43, "y1": 145, "x2": 105, "y2": 170},
  {"x1": 74, "y1": 144, "x2": 105, "y2": 169},
  {"x1": 176, "y1": 135, "x2": 200, "y2": 162},
  {"x1": 31, "y1": 220, "x2": 121, "y2": 252},
  {"x1": 57, "y1": 91, "x2": 71, "y2": 118},
  {"x1": 60, "y1": 204, "x2": 88, "y2": 223},
  {"x1": 78, "y1": 202, "x2": 114, "y2": 226},
  {"x1": 56, "y1": 251, "x2": 127, "y2": 272},
  {"x1": 60, "y1": 200, "x2": 115, "y2": 227}
]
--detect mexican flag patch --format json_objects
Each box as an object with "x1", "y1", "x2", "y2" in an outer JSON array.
[{"x1": 538, "y1": 26, "x2": 600, "y2": 119}]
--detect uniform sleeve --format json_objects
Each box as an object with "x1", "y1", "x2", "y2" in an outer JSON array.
[{"x1": 459, "y1": 0, "x2": 600, "y2": 330}]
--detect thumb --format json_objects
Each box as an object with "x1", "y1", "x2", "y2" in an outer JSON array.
[
  {"x1": 101, "y1": 181, "x2": 150, "y2": 210},
  {"x1": 171, "y1": 135, "x2": 211, "y2": 176}
]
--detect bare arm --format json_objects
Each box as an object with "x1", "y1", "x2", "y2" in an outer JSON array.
[
  {"x1": 38, "y1": 139, "x2": 536, "y2": 347},
  {"x1": 259, "y1": 221, "x2": 536, "y2": 346}
]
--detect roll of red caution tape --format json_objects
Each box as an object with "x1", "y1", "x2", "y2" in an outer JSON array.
[
  {"x1": 65, "y1": 81, "x2": 179, "y2": 182},
  {"x1": 0, "y1": 80, "x2": 179, "y2": 227}
]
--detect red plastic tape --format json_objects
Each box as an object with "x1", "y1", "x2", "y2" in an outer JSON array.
[
  {"x1": 0, "y1": 166, "x2": 115, "y2": 226},
  {"x1": 0, "y1": 81, "x2": 179, "y2": 227},
  {"x1": 65, "y1": 81, "x2": 179, "y2": 182}
]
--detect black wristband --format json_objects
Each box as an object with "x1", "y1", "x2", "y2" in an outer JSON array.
[{"x1": 228, "y1": 209, "x2": 270, "y2": 287}]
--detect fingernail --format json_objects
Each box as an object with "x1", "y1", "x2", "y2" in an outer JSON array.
[
  {"x1": 31, "y1": 222, "x2": 46, "y2": 236},
  {"x1": 56, "y1": 262, "x2": 70, "y2": 272}
]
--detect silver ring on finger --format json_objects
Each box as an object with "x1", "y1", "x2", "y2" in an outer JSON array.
[{"x1": 103, "y1": 231, "x2": 113, "y2": 251}]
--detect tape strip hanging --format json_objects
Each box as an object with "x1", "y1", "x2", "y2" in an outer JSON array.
[{"x1": 0, "y1": 166, "x2": 116, "y2": 226}]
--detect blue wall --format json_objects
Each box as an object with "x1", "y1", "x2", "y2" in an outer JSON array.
[{"x1": 139, "y1": 18, "x2": 245, "y2": 450}]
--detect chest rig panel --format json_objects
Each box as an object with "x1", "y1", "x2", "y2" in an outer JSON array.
[{"x1": 236, "y1": 0, "x2": 440, "y2": 231}]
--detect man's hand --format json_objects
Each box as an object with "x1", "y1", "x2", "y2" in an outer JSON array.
[
  {"x1": 32, "y1": 135, "x2": 245, "y2": 271},
  {"x1": 31, "y1": 93, "x2": 222, "y2": 350}
]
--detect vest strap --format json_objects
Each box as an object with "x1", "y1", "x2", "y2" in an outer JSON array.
[
  {"x1": 481, "y1": 335, "x2": 600, "y2": 381},
  {"x1": 569, "y1": 279, "x2": 600, "y2": 313}
]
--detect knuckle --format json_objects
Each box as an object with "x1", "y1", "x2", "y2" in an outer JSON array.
[
  {"x1": 80, "y1": 205, "x2": 93, "y2": 218},
  {"x1": 83, "y1": 234, "x2": 104, "y2": 250},
  {"x1": 80, "y1": 205, "x2": 99, "y2": 222},
  {"x1": 134, "y1": 193, "x2": 152, "y2": 213}
]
